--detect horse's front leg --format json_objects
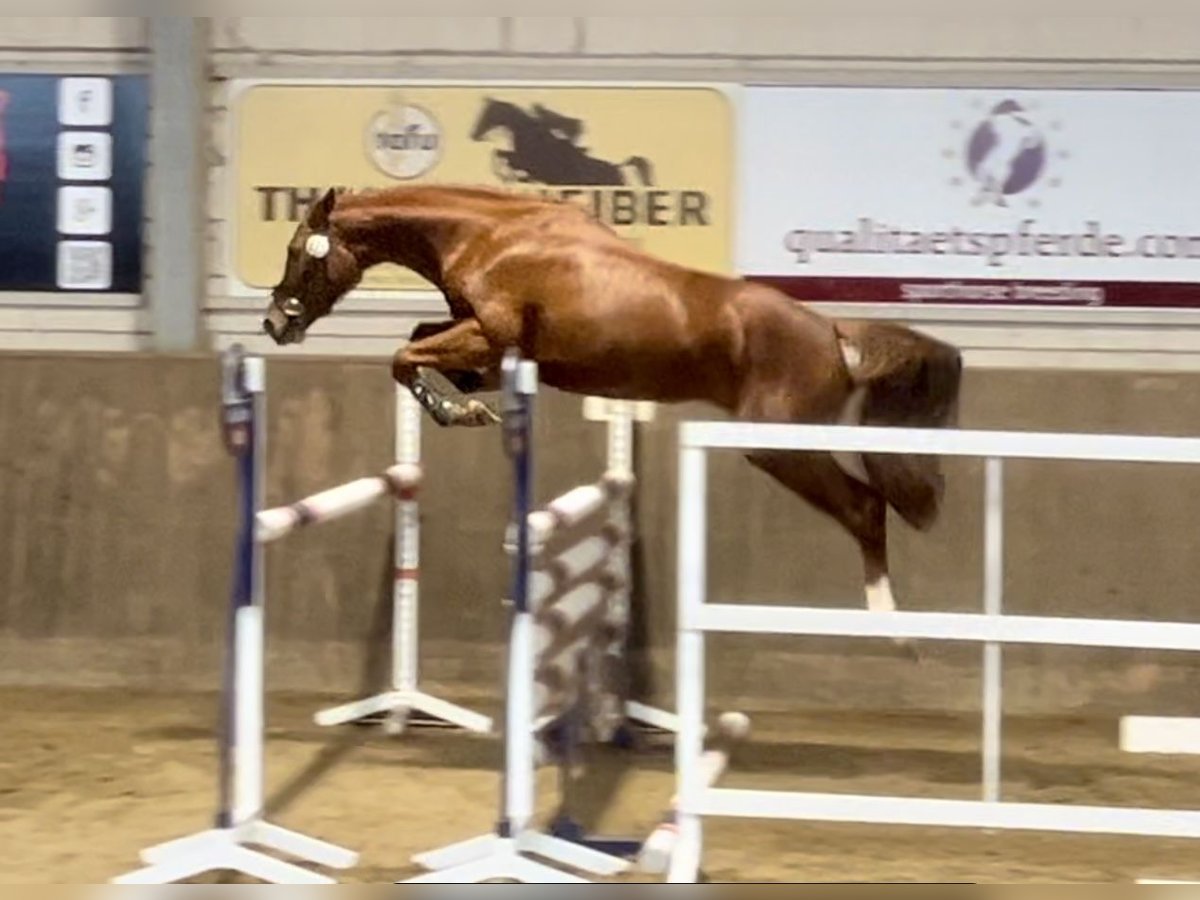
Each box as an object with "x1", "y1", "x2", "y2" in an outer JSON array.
[
  {"x1": 409, "y1": 322, "x2": 501, "y2": 397},
  {"x1": 394, "y1": 318, "x2": 503, "y2": 427}
]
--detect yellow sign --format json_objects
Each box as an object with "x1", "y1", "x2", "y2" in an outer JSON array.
[{"x1": 230, "y1": 82, "x2": 734, "y2": 293}]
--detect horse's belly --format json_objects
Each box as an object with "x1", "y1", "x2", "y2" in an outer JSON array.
[
  {"x1": 532, "y1": 297, "x2": 738, "y2": 406},
  {"x1": 537, "y1": 356, "x2": 711, "y2": 405}
]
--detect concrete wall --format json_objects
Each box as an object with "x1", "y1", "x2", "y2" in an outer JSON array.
[
  {"x1": 205, "y1": 13, "x2": 1200, "y2": 72},
  {"x1": 5, "y1": 352, "x2": 1200, "y2": 719},
  {"x1": 0, "y1": 17, "x2": 145, "y2": 59}
]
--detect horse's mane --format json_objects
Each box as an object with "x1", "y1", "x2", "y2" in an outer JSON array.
[
  {"x1": 334, "y1": 183, "x2": 581, "y2": 217},
  {"x1": 480, "y1": 96, "x2": 521, "y2": 111}
]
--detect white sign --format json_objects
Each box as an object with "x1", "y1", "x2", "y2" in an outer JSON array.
[
  {"x1": 57, "y1": 131, "x2": 113, "y2": 182},
  {"x1": 738, "y1": 87, "x2": 1200, "y2": 308},
  {"x1": 57, "y1": 186, "x2": 113, "y2": 236},
  {"x1": 57, "y1": 241, "x2": 113, "y2": 290},
  {"x1": 58, "y1": 77, "x2": 113, "y2": 127}
]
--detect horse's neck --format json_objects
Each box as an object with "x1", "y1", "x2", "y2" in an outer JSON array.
[{"x1": 337, "y1": 201, "x2": 474, "y2": 288}]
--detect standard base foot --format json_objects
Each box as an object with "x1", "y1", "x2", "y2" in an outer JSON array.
[
  {"x1": 404, "y1": 831, "x2": 630, "y2": 884},
  {"x1": 112, "y1": 822, "x2": 358, "y2": 885},
  {"x1": 403, "y1": 844, "x2": 591, "y2": 884},
  {"x1": 314, "y1": 689, "x2": 493, "y2": 735}
]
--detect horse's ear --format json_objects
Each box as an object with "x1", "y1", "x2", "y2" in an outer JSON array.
[{"x1": 310, "y1": 187, "x2": 338, "y2": 230}]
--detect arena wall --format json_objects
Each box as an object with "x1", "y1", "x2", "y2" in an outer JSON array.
[
  {"x1": 205, "y1": 13, "x2": 1200, "y2": 70},
  {"x1": 0, "y1": 17, "x2": 145, "y2": 59},
  {"x1": 4, "y1": 351, "x2": 1200, "y2": 719}
]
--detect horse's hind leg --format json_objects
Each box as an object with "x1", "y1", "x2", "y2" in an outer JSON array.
[
  {"x1": 393, "y1": 318, "x2": 503, "y2": 427},
  {"x1": 745, "y1": 449, "x2": 915, "y2": 656}
]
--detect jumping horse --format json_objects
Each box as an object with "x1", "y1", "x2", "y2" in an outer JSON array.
[{"x1": 263, "y1": 185, "x2": 963, "y2": 637}]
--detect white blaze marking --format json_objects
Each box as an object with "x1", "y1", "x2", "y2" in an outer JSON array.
[
  {"x1": 306, "y1": 234, "x2": 331, "y2": 259},
  {"x1": 839, "y1": 338, "x2": 862, "y2": 371}
]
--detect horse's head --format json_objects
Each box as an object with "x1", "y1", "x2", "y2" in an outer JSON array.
[
  {"x1": 470, "y1": 97, "x2": 516, "y2": 143},
  {"x1": 263, "y1": 187, "x2": 363, "y2": 346}
]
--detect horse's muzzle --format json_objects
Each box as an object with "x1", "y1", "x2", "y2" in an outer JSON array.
[{"x1": 263, "y1": 307, "x2": 305, "y2": 345}]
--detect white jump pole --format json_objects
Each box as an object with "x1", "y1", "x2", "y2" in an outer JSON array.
[
  {"x1": 313, "y1": 388, "x2": 493, "y2": 736},
  {"x1": 401, "y1": 351, "x2": 635, "y2": 884},
  {"x1": 113, "y1": 345, "x2": 359, "y2": 885}
]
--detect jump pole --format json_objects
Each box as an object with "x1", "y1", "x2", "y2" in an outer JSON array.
[
  {"x1": 311, "y1": 386, "x2": 492, "y2": 737},
  {"x1": 637, "y1": 710, "x2": 751, "y2": 875},
  {"x1": 312, "y1": 387, "x2": 664, "y2": 739},
  {"x1": 112, "y1": 345, "x2": 359, "y2": 885},
  {"x1": 582, "y1": 396, "x2": 682, "y2": 738},
  {"x1": 1121, "y1": 717, "x2": 1200, "y2": 881},
  {"x1": 400, "y1": 350, "x2": 636, "y2": 884}
]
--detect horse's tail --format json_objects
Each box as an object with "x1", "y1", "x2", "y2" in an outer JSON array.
[
  {"x1": 621, "y1": 156, "x2": 655, "y2": 186},
  {"x1": 836, "y1": 320, "x2": 964, "y2": 532}
]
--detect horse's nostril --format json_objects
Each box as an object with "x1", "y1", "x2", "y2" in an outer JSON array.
[{"x1": 263, "y1": 318, "x2": 276, "y2": 337}]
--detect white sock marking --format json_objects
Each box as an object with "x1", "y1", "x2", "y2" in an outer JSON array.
[
  {"x1": 839, "y1": 338, "x2": 862, "y2": 371},
  {"x1": 866, "y1": 577, "x2": 896, "y2": 614}
]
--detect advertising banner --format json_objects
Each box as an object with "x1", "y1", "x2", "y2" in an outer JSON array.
[
  {"x1": 0, "y1": 73, "x2": 147, "y2": 295},
  {"x1": 229, "y1": 81, "x2": 735, "y2": 296},
  {"x1": 739, "y1": 87, "x2": 1200, "y2": 309}
]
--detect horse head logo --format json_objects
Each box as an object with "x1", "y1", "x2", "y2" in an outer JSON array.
[{"x1": 470, "y1": 97, "x2": 655, "y2": 187}]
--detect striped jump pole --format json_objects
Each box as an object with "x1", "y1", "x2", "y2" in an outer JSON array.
[
  {"x1": 525, "y1": 472, "x2": 649, "y2": 861},
  {"x1": 113, "y1": 345, "x2": 359, "y2": 885},
  {"x1": 529, "y1": 480, "x2": 632, "y2": 740},
  {"x1": 582, "y1": 397, "x2": 680, "y2": 738},
  {"x1": 255, "y1": 464, "x2": 422, "y2": 544}
]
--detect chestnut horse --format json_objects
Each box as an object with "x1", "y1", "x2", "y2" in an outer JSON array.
[{"x1": 263, "y1": 185, "x2": 962, "y2": 636}]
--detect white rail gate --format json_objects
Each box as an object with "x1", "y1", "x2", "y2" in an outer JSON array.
[{"x1": 670, "y1": 421, "x2": 1200, "y2": 883}]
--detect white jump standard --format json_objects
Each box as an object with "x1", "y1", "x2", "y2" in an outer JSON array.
[
  {"x1": 401, "y1": 352, "x2": 640, "y2": 884},
  {"x1": 311, "y1": 388, "x2": 493, "y2": 736},
  {"x1": 112, "y1": 346, "x2": 359, "y2": 885}
]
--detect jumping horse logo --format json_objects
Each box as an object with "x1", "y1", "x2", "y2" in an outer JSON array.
[{"x1": 470, "y1": 97, "x2": 656, "y2": 187}]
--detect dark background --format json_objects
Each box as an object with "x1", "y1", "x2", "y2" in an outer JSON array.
[{"x1": 0, "y1": 73, "x2": 148, "y2": 294}]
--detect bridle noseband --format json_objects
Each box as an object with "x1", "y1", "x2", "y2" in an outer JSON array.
[{"x1": 279, "y1": 296, "x2": 305, "y2": 319}]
